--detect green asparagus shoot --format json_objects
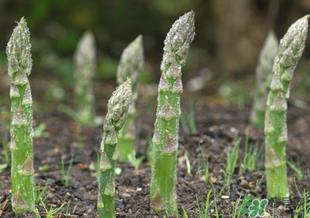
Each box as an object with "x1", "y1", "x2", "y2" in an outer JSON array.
[
  {"x1": 117, "y1": 35, "x2": 144, "y2": 162},
  {"x1": 150, "y1": 11, "x2": 195, "y2": 215},
  {"x1": 251, "y1": 31, "x2": 278, "y2": 127},
  {"x1": 265, "y1": 15, "x2": 309, "y2": 199},
  {"x1": 6, "y1": 17, "x2": 36, "y2": 214},
  {"x1": 74, "y1": 31, "x2": 96, "y2": 125},
  {"x1": 97, "y1": 79, "x2": 132, "y2": 218}
]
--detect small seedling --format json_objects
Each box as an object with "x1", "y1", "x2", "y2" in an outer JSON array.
[
  {"x1": 60, "y1": 155, "x2": 74, "y2": 187},
  {"x1": 38, "y1": 164, "x2": 49, "y2": 173},
  {"x1": 232, "y1": 198, "x2": 242, "y2": 218},
  {"x1": 127, "y1": 153, "x2": 143, "y2": 170},
  {"x1": 6, "y1": 17, "x2": 36, "y2": 214},
  {"x1": 194, "y1": 144, "x2": 207, "y2": 180},
  {"x1": 40, "y1": 197, "x2": 66, "y2": 218},
  {"x1": 74, "y1": 31, "x2": 96, "y2": 125},
  {"x1": 117, "y1": 35, "x2": 144, "y2": 162},
  {"x1": 204, "y1": 189, "x2": 213, "y2": 217},
  {"x1": 303, "y1": 192, "x2": 310, "y2": 217},
  {"x1": 150, "y1": 11, "x2": 195, "y2": 215},
  {"x1": 97, "y1": 79, "x2": 132, "y2": 218},
  {"x1": 241, "y1": 139, "x2": 261, "y2": 172},
  {"x1": 204, "y1": 159, "x2": 209, "y2": 183},
  {"x1": 224, "y1": 138, "x2": 240, "y2": 187},
  {"x1": 0, "y1": 164, "x2": 7, "y2": 173},
  {"x1": 180, "y1": 102, "x2": 197, "y2": 134},
  {"x1": 288, "y1": 159, "x2": 303, "y2": 181},
  {"x1": 251, "y1": 31, "x2": 278, "y2": 127},
  {"x1": 182, "y1": 207, "x2": 189, "y2": 218},
  {"x1": 184, "y1": 151, "x2": 191, "y2": 175},
  {"x1": 265, "y1": 15, "x2": 308, "y2": 199},
  {"x1": 35, "y1": 183, "x2": 48, "y2": 204},
  {"x1": 294, "y1": 191, "x2": 310, "y2": 217},
  {"x1": 34, "y1": 123, "x2": 49, "y2": 138}
]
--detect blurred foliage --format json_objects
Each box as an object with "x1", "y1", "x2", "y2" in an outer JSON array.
[
  {"x1": 151, "y1": 0, "x2": 194, "y2": 15},
  {"x1": 0, "y1": 0, "x2": 212, "y2": 82},
  {"x1": 0, "y1": 0, "x2": 309, "y2": 100},
  {"x1": 97, "y1": 56, "x2": 118, "y2": 80},
  {"x1": 292, "y1": 61, "x2": 310, "y2": 100},
  {"x1": 218, "y1": 81, "x2": 250, "y2": 108},
  {"x1": 139, "y1": 67, "x2": 155, "y2": 84},
  {"x1": 0, "y1": 52, "x2": 6, "y2": 66}
]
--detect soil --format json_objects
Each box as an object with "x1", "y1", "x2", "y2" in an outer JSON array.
[{"x1": 0, "y1": 79, "x2": 310, "y2": 218}]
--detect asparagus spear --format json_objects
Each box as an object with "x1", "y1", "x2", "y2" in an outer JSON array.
[
  {"x1": 265, "y1": 15, "x2": 308, "y2": 199},
  {"x1": 97, "y1": 79, "x2": 132, "y2": 218},
  {"x1": 251, "y1": 31, "x2": 278, "y2": 127},
  {"x1": 150, "y1": 11, "x2": 195, "y2": 214},
  {"x1": 6, "y1": 17, "x2": 36, "y2": 214},
  {"x1": 117, "y1": 35, "x2": 144, "y2": 161}
]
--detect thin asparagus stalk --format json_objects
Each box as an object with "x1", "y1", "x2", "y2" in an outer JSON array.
[
  {"x1": 74, "y1": 31, "x2": 96, "y2": 125},
  {"x1": 150, "y1": 11, "x2": 195, "y2": 214},
  {"x1": 251, "y1": 31, "x2": 278, "y2": 127},
  {"x1": 97, "y1": 79, "x2": 132, "y2": 218},
  {"x1": 6, "y1": 17, "x2": 36, "y2": 214},
  {"x1": 265, "y1": 15, "x2": 308, "y2": 199},
  {"x1": 116, "y1": 35, "x2": 144, "y2": 161}
]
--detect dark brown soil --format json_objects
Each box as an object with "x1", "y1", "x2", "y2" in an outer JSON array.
[{"x1": 1, "y1": 81, "x2": 310, "y2": 218}]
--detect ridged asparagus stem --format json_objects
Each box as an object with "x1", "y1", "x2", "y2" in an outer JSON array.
[
  {"x1": 74, "y1": 31, "x2": 96, "y2": 125},
  {"x1": 97, "y1": 80, "x2": 132, "y2": 218},
  {"x1": 6, "y1": 18, "x2": 36, "y2": 214},
  {"x1": 116, "y1": 35, "x2": 144, "y2": 161},
  {"x1": 150, "y1": 11, "x2": 195, "y2": 214},
  {"x1": 251, "y1": 31, "x2": 278, "y2": 128},
  {"x1": 265, "y1": 16, "x2": 308, "y2": 199}
]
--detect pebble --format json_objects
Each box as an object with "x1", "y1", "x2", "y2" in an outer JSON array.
[{"x1": 122, "y1": 193, "x2": 131, "y2": 198}]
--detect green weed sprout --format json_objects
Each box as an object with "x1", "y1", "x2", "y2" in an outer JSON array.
[
  {"x1": 74, "y1": 31, "x2": 96, "y2": 125},
  {"x1": 241, "y1": 139, "x2": 261, "y2": 172},
  {"x1": 116, "y1": 35, "x2": 144, "y2": 161},
  {"x1": 224, "y1": 138, "x2": 240, "y2": 188},
  {"x1": 97, "y1": 79, "x2": 132, "y2": 218},
  {"x1": 251, "y1": 31, "x2": 278, "y2": 127},
  {"x1": 150, "y1": 11, "x2": 195, "y2": 214},
  {"x1": 6, "y1": 18, "x2": 36, "y2": 214},
  {"x1": 265, "y1": 15, "x2": 308, "y2": 199}
]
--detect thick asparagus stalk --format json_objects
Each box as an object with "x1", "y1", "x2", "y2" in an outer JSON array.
[
  {"x1": 74, "y1": 31, "x2": 96, "y2": 125},
  {"x1": 150, "y1": 11, "x2": 195, "y2": 214},
  {"x1": 251, "y1": 31, "x2": 278, "y2": 127},
  {"x1": 97, "y1": 79, "x2": 132, "y2": 218},
  {"x1": 116, "y1": 35, "x2": 144, "y2": 161},
  {"x1": 265, "y1": 15, "x2": 308, "y2": 199},
  {"x1": 6, "y1": 18, "x2": 36, "y2": 213}
]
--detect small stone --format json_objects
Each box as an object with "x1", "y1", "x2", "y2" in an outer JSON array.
[{"x1": 136, "y1": 187, "x2": 142, "y2": 191}]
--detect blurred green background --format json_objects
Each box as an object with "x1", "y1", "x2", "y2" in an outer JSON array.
[{"x1": 0, "y1": 0, "x2": 309, "y2": 96}]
